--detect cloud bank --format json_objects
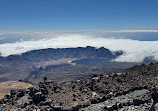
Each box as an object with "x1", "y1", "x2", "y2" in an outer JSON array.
[{"x1": 0, "y1": 32, "x2": 157, "y2": 63}]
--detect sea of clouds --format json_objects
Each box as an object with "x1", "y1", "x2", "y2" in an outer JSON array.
[{"x1": 0, "y1": 30, "x2": 158, "y2": 63}]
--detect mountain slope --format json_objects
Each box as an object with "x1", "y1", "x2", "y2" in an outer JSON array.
[
  {"x1": 0, "y1": 46, "x2": 123, "y2": 62},
  {"x1": 0, "y1": 62, "x2": 158, "y2": 110},
  {"x1": 0, "y1": 46, "x2": 134, "y2": 83}
]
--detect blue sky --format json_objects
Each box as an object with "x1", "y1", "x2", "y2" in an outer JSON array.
[{"x1": 0, "y1": 0, "x2": 158, "y2": 31}]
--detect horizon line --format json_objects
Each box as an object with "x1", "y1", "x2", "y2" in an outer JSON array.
[{"x1": 1, "y1": 30, "x2": 158, "y2": 33}]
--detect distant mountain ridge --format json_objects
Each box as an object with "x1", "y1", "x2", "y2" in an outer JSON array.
[
  {"x1": 0, "y1": 46, "x2": 123, "y2": 62},
  {"x1": 0, "y1": 46, "x2": 128, "y2": 83}
]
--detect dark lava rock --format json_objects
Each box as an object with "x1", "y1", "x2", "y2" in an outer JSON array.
[
  {"x1": 32, "y1": 92, "x2": 46, "y2": 104},
  {"x1": 17, "y1": 90, "x2": 25, "y2": 98},
  {"x1": 133, "y1": 99, "x2": 145, "y2": 106},
  {"x1": 10, "y1": 90, "x2": 17, "y2": 95},
  {"x1": 28, "y1": 87, "x2": 39, "y2": 97}
]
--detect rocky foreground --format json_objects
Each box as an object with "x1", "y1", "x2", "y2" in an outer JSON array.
[
  {"x1": 0, "y1": 81, "x2": 33, "y2": 100},
  {"x1": 1, "y1": 63, "x2": 158, "y2": 110}
]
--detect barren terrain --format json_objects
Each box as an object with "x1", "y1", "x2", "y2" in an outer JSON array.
[{"x1": 0, "y1": 81, "x2": 33, "y2": 99}]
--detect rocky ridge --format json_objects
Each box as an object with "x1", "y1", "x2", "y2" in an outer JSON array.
[
  {"x1": 1, "y1": 62, "x2": 158, "y2": 110},
  {"x1": 0, "y1": 46, "x2": 129, "y2": 83}
]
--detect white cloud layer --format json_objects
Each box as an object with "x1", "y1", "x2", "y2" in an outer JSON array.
[
  {"x1": 100, "y1": 30, "x2": 158, "y2": 32},
  {"x1": 0, "y1": 32, "x2": 158, "y2": 63}
]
